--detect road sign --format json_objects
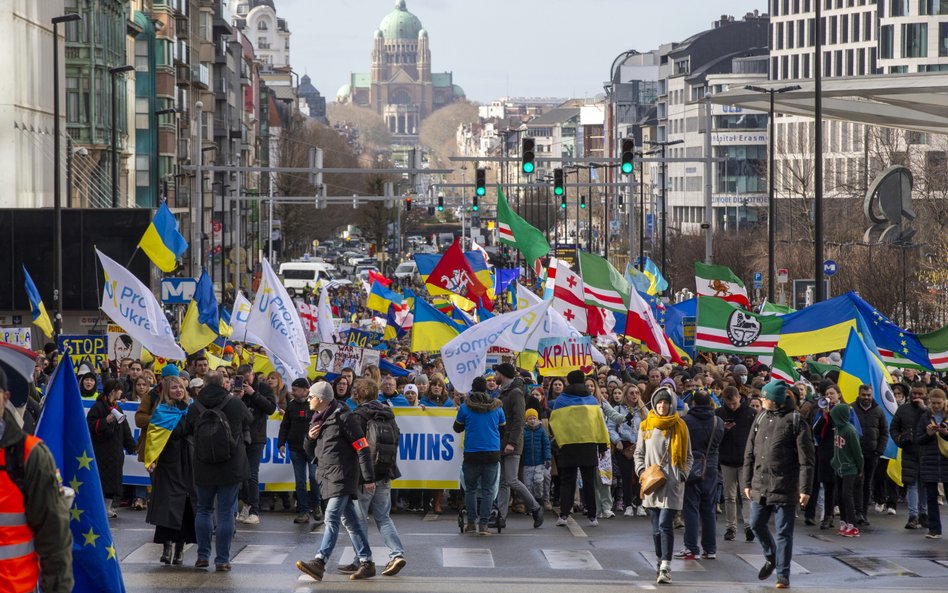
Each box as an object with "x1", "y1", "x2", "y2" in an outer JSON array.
[
  {"x1": 793, "y1": 279, "x2": 831, "y2": 310},
  {"x1": 161, "y1": 278, "x2": 197, "y2": 304},
  {"x1": 823, "y1": 259, "x2": 838, "y2": 276},
  {"x1": 777, "y1": 268, "x2": 789, "y2": 283},
  {"x1": 753, "y1": 272, "x2": 763, "y2": 289}
]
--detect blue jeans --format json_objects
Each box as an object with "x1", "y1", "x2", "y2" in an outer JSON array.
[
  {"x1": 649, "y1": 507, "x2": 676, "y2": 562},
  {"x1": 750, "y1": 501, "x2": 795, "y2": 579},
  {"x1": 317, "y1": 495, "x2": 372, "y2": 563},
  {"x1": 342, "y1": 480, "x2": 405, "y2": 559},
  {"x1": 289, "y1": 450, "x2": 319, "y2": 514},
  {"x1": 907, "y1": 483, "x2": 928, "y2": 518},
  {"x1": 195, "y1": 483, "x2": 241, "y2": 565},
  {"x1": 683, "y1": 477, "x2": 718, "y2": 554},
  {"x1": 462, "y1": 461, "x2": 500, "y2": 525},
  {"x1": 244, "y1": 442, "x2": 265, "y2": 515}
]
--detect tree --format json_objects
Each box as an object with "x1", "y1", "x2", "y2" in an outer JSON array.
[{"x1": 325, "y1": 103, "x2": 392, "y2": 151}]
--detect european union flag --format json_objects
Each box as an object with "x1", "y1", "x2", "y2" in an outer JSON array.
[
  {"x1": 848, "y1": 292, "x2": 932, "y2": 370},
  {"x1": 36, "y1": 356, "x2": 127, "y2": 593},
  {"x1": 494, "y1": 268, "x2": 520, "y2": 295}
]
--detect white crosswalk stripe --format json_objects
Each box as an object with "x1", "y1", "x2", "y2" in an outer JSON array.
[
  {"x1": 120, "y1": 543, "x2": 194, "y2": 563},
  {"x1": 737, "y1": 553, "x2": 810, "y2": 574},
  {"x1": 336, "y1": 546, "x2": 392, "y2": 565},
  {"x1": 232, "y1": 544, "x2": 295, "y2": 565},
  {"x1": 442, "y1": 547, "x2": 494, "y2": 568},
  {"x1": 542, "y1": 549, "x2": 602, "y2": 570}
]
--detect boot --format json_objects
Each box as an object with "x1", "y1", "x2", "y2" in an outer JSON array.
[
  {"x1": 172, "y1": 542, "x2": 184, "y2": 565},
  {"x1": 160, "y1": 542, "x2": 173, "y2": 564}
]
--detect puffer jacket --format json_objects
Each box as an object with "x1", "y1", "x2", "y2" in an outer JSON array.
[
  {"x1": 742, "y1": 402, "x2": 815, "y2": 505},
  {"x1": 916, "y1": 409, "x2": 948, "y2": 484},
  {"x1": 607, "y1": 403, "x2": 638, "y2": 444},
  {"x1": 522, "y1": 423, "x2": 551, "y2": 466},
  {"x1": 853, "y1": 399, "x2": 889, "y2": 457},
  {"x1": 278, "y1": 396, "x2": 312, "y2": 454},
  {"x1": 715, "y1": 399, "x2": 756, "y2": 467},
  {"x1": 303, "y1": 400, "x2": 375, "y2": 499},
  {"x1": 889, "y1": 400, "x2": 926, "y2": 485}
]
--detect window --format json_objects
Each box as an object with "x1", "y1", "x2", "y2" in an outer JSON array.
[
  {"x1": 890, "y1": 0, "x2": 909, "y2": 15},
  {"x1": 135, "y1": 97, "x2": 149, "y2": 129},
  {"x1": 136, "y1": 155, "x2": 150, "y2": 187},
  {"x1": 66, "y1": 76, "x2": 80, "y2": 122},
  {"x1": 921, "y1": 0, "x2": 948, "y2": 15},
  {"x1": 880, "y1": 25, "x2": 894, "y2": 59},
  {"x1": 257, "y1": 20, "x2": 268, "y2": 30},
  {"x1": 135, "y1": 39, "x2": 149, "y2": 72},
  {"x1": 902, "y1": 23, "x2": 928, "y2": 58},
  {"x1": 940, "y1": 22, "x2": 948, "y2": 56}
]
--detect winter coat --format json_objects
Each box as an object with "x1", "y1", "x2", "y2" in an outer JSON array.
[
  {"x1": 522, "y1": 423, "x2": 551, "y2": 466},
  {"x1": 889, "y1": 401, "x2": 926, "y2": 486},
  {"x1": 352, "y1": 400, "x2": 402, "y2": 482},
  {"x1": 830, "y1": 405, "x2": 863, "y2": 478},
  {"x1": 549, "y1": 383, "x2": 606, "y2": 468},
  {"x1": 183, "y1": 383, "x2": 252, "y2": 487},
  {"x1": 146, "y1": 400, "x2": 196, "y2": 531},
  {"x1": 278, "y1": 397, "x2": 313, "y2": 454},
  {"x1": 742, "y1": 404, "x2": 815, "y2": 505},
  {"x1": 303, "y1": 400, "x2": 375, "y2": 499},
  {"x1": 499, "y1": 377, "x2": 526, "y2": 455},
  {"x1": 853, "y1": 400, "x2": 889, "y2": 457},
  {"x1": 86, "y1": 398, "x2": 136, "y2": 498},
  {"x1": 242, "y1": 378, "x2": 277, "y2": 445},
  {"x1": 916, "y1": 410, "x2": 948, "y2": 484},
  {"x1": 715, "y1": 400, "x2": 756, "y2": 467},
  {"x1": 633, "y1": 391, "x2": 693, "y2": 510},
  {"x1": 607, "y1": 403, "x2": 638, "y2": 445},
  {"x1": 683, "y1": 404, "x2": 724, "y2": 484}
]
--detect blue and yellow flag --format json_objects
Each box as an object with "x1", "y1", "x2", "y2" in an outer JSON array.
[
  {"x1": 777, "y1": 293, "x2": 861, "y2": 356},
  {"x1": 22, "y1": 264, "x2": 54, "y2": 338},
  {"x1": 180, "y1": 270, "x2": 219, "y2": 354},
  {"x1": 643, "y1": 257, "x2": 668, "y2": 295},
  {"x1": 143, "y1": 402, "x2": 189, "y2": 467},
  {"x1": 36, "y1": 357, "x2": 127, "y2": 593},
  {"x1": 838, "y1": 327, "x2": 899, "y2": 460},
  {"x1": 411, "y1": 298, "x2": 460, "y2": 353},
  {"x1": 367, "y1": 282, "x2": 403, "y2": 314},
  {"x1": 625, "y1": 263, "x2": 652, "y2": 294},
  {"x1": 138, "y1": 202, "x2": 188, "y2": 273}
]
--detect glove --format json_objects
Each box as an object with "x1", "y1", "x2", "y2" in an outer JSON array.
[{"x1": 544, "y1": 460, "x2": 551, "y2": 470}]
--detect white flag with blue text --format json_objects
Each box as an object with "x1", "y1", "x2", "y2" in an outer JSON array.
[
  {"x1": 230, "y1": 292, "x2": 264, "y2": 346},
  {"x1": 247, "y1": 259, "x2": 310, "y2": 371},
  {"x1": 96, "y1": 248, "x2": 185, "y2": 360},
  {"x1": 317, "y1": 286, "x2": 336, "y2": 345}
]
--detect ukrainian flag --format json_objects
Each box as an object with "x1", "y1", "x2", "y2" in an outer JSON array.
[
  {"x1": 22, "y1": 265, "x2": 54, "y2": 338},
  {"x1": 180, "y1": 270, "x2": 219, "y2": 354},
  {"x1": 776, "y1": 293, "x2": 861, "y2": 356},
  {"x1": 411, "y1": 298, "x2": 460, "y2": 353},
  {"x1": 838, "y1": 327, "x2": 899, "y2": 460},
  {"x1": 143, "y1": 402, "x2": 189, "y2": 467},
  {"x1": 139, "y1": 202, "x2": 188, "y2": 273},
  {"x1": 643, "y1": 257, "x2": 668, "y2": 295},
  {"x1": 367, "y1": 282, "x2": 403, "y2": 314}
]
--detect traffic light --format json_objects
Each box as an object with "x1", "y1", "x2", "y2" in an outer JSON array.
[
  {"x1": 437, "y1": 195, "x2": 444, "y2": 212},
  {"x1": 620, "y1": 138, "x2": 635, "y2": 175},
  {"x1": 580, "y1": 195, "x2": 586, "y2": 209},
  {"x1": 475, "y1": 168, "x2": 486, "y2": 197},
  {"x1": 560, "y1": 194, "x2": 567, "y2": 209},
  {"x1": 521, "y1": 137, "x2": 536, "y2": 174},
  {"x1": 472, "y1": 195, "x2": 479, "y2": 211},
  {"x1": 405, "y1": 196, "x2": 412, "y2": 211},
  {"x1": 553, "y1": 168, "x2": 564, "y2": 196}
]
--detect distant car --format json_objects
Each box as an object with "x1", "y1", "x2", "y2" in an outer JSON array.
[
  {"x1": 279, "y1": 262, "x2": 338, "y2": 297},
  {"x1": 393, "y1": 261, "x2": 418, "y2": 281},
  {"x1": 356, "y1": 266, "x2": 380, "y2": 283}
]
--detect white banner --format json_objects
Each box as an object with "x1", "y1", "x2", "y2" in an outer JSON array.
[
  {"x1": 230, "y1": 292, "x2": 264, "y2": 346},
  {"x1": 86, "y1": 401, "x2": 462, "y2": 490},
  {"x1": 316, "y1": 287, "x2": 336, "y2": 344},
  {"x1": 248, "y1": 259, "x2": 310, "y2": 371},
  {"x1": 107, "y1": 324, "x2": 142, "y2": 361},
  {"x1": 0, "y1": 327, "x2": 32, "y2": 348},
  {"x1": 96, "y1": 248, "x2": 185, "y2": 360}
]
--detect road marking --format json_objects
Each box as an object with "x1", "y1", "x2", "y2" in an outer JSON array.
[
  {"x1": 565, "y1": 516, "x2": 588, "y2": 537},
  {"x1": 542, "y1": 549, "x2": 602, "y2": 570},
  {"x1": 337, "y1": 546, "x2": 392, "y2": 565},
  {"x1": 442, "y1": 547, "x2": 494, "y2": 568},
  {"x1": 836, "y1": 556, "x2": 918, "y2": 577},
  {"x1": 232, "y1": 544, "x2": 294, "y2": 564},
  {"x1": 121, "y1": 543, "x2": 194, "y2": 563},
  {"x1": 738, "y1": 553, "x2": 810, "y2": 574},
  {"x1": 638, "y1": 551, "x2": 706, "y2": 572}
]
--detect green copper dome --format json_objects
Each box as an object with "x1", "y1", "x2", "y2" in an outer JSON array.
[{"x1": 378, "y1": 0, "x2": 423, "y2": 40}]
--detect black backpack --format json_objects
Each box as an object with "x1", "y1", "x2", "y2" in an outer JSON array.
[
  {"x1": 365, "y1": 410, "x2": 400, "y2": 477},
  {"x1": 193, "y1": 398, "x2": 237, "y2": 464}
]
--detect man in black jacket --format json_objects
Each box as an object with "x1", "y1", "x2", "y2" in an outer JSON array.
[
  {"x1": 743, "y1": 381, "x2": 814, "y2": 590},
  {"x1": 296, "y1": 381, "x2": 376, "y2": 582},
  {"x1": 235, "y1": 364, "x2": 276, "y2": 525},
  {"x1": 184, "y1": 371, "x2": 252, "y2": 571},
  {"x1": 853, "y1": 383, "x2": 889, "y2": 526},
  {"x1": 278, "y1": 378, "x2": 320, "y2": 524},
  {"x1": 495, "y1": 363, "x2": 543, "y2": 529},
  {"x1": 890, "y1": 385, "x2": 929, "y2": 529},
  {"x1": 715, "y1": 386, "x2": 756, "y2": 542}
]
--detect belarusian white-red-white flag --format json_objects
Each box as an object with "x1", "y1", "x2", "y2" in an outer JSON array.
[
  {"x1": 551, "y1": 259, "x2": 587, "y2": 333},
  {"x1": 625, "y1": 290, "x2": 683, "y2": 363}
]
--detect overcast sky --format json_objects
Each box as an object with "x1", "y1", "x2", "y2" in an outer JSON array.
[{"x1": 275, "y1": 0, "x2": 767, "y2": 103}]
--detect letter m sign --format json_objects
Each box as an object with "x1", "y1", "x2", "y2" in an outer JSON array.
[{"x1": 161, "y1": 278, "x2": 197, "y2": 304}]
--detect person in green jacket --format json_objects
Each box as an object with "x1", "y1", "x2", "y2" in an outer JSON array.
[{"x1": 830, "y1": 403, "x2": 863, "y2": 538}]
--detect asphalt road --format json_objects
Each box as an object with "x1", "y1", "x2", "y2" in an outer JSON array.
[{"x1": 111, "y1": 503, "x2": 948, "y2": 593}]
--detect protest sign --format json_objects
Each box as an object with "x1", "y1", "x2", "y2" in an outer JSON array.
[
  {"x1": 313, "y1": 343, "x2": 381, "y2": 375},
  {"x1": 59, "y1": 334, "x2": 107, "y2": 370},
  {"x1": 535, "y1": 335, "x2": 594, "y2": 375},
  {"x1": 0, "y1": 327, "x2": 32, "y2": 348},
  {"x1": 107, "y1": 324, "x2": 142, "y2": 361},
  {"x1": 346, "y1": 329, "x2": 383, "y2": 348}
]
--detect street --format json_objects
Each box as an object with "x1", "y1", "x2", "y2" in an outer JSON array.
[{"x1": 112, "y1": 504, "x2": 948, "y2": 593}]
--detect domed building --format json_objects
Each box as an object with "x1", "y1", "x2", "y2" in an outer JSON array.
[{"x1": 337, "y1": 0, "x2": 465, "y2": 142}]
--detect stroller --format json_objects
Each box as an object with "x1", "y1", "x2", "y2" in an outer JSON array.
[{"x1": 455, "y1": 466, "x2": 503, "y2": 534}]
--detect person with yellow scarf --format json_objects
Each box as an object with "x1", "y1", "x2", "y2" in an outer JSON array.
[{"x1": 634, "y1": 386, "x2": 692, "y2": 585}]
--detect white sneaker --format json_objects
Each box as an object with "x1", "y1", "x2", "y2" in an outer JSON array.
[
  {"x1": 636, "y1": 506, "x2": 647, "y2": 517},
  {"x1": 555, "y1": 516, "x2": 568, "y2": 526},
  {"x1": 886, "y1": 507, "x2": 897, "y2": 516},
  {"x1": 600, "y1": 510, "x2": 615, "y2": 519},
  {"x1": 874, "y1": 503, "x2": 885, "y2": 514},
  {"x1": 237, "y1": 506, "x2": 250, "y2": 524},
  {"x1": 245, "y1": 514, "x2": 260, "y2": 525},
  {"x1": 624, "y1": 506, "x2": 635, "y2": 517},
  {"x1": 588, "y1": 517, "x2": 599, "y2": 527}
]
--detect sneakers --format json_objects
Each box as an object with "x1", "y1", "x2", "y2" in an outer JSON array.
[
  {"x1": 673, "y1": 549, "x2": 697, "y2": 560},
  {"x1": 132, "y1": 498, "x2": 146, "y2": 511},
  {"x1": 244, "y1": 514, "x2": 260, "y2": 525},
  {"x1": 296, "y1": 558, "x2": 325, "y2": 582},
  {"x1": 886, "y1": 506, "x2": 897, "y2": 515},
  {"x1": 349, "y1": 561, "x2": 376, "y2": 580},
  {"x1": 588, "y1": 517, "x2": 599, "y2": 527},
  {"x1": 925, "y1": 531, "x2": 943, "y2": 539},
  {"x1": 724, "y1": 527, "x2": 736, "y2": 541},
  {"x1": 382, "y1": 556, "x2": 406, "y2": 576},
  {"x1": 337, "y1": 562, "x2": 359, "y2": 574},
  {"x1": 532, "y1": 507, "x2": 545, "y2": 528},
  {"x1": 701, "y1": 551, "x2": 716, "y2": 560},
  {"x1": 477, "y1": 524, "x2": 492, "y2": 536},
  {"x1": 776, "y1": 575, "x2": 790, "y2": 589},
  {"x1": 919, "y1": 514, "x2": 929, "y2": 529},
  {"x1": 544, "y1": 500, "x2": 554, "y2": 512},
  {"x1": 555, "y1": 516, "x2": 569, "y2": 527},
  {"x1": 841, "y1": 525, "x2": 860, "y2": 537},
  {"x1": 599, "y1": 509, "x2": 615, "y2": 519},
  {"x1": 745, "y1": 527, "x2": 756, "y2": 542},
  {"x1": 905, "y1": 516, "x2": 921, "y2": 530},
  {"x1": 837, "y1": 522, "x2": 849, "y2": 536},
  {"x1": 463, "y1": 522, "x2": 476, "y2": 534},
  {"x1": 874, "y1": 503, "x2": 885, "y2": 514},
  {"x1": 293, "y1": 513, "x2": 310, "y2": 524},
  {"x1": 636, "y1": 506, "x2": 647, "y2": 517},
  {"x1": 237, "y1": 506, "x2": 250, "y2": 523},
  {"x1": 758, "y1": 556, "x2": 776, "y2": 580},
  {"x1": 624, "y1": 506, "x2": 636, "y2": 517},
  {"x1": 656, "y1": 567, "x2": 672, "y2": 584}
]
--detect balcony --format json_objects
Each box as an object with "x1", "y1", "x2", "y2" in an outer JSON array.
[
  {"x1": 191, "y1": 64, "x2": 210, "y2": 89},
  {"x1": 176, "y1": 64, "x2": 190, "y2": 87},
  {"x1": 175, "y1": 16, "x2": 189, "y2": 40}
]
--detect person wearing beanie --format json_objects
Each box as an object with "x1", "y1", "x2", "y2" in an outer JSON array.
[
  {"x1": 550, "y1": 370, "x2": 610, "y2": 528},
  {"x1": 743, "y1": 379, "x2": 815, "y2": 589},
  {"x1": 634, "y1": 387, "x2": 692, "y2": 584},
  {"x1": 521, "y1": 407, "x2": 552, "y2": 514},
  {"x1": 86, "y1": 378, "x2": 136, "y2": 518},
  {"x1": 279, "y1": 378, "x2": 322, "y2": 524},
  {"x1": 453, "y1": 377, "x2": 506, "y2": 535},
  {"x1": 494, "y1": 364, "x2": 544, "y2": 529},
  {"x1": 77, "y1": 363, "x2": 99, "y2": 400},
  {"x1": 830, "y1": 403, "x2": 863, "y2": 537}
]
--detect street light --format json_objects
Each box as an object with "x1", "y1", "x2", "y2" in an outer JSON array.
[
  {"x1": 644, "y1": 139, "x2": 683, "y2": 287},
  {"x1": 52, "y1": 12, "x2": 82, "y2": 338},
  {"x1": 109, "y1": 64, "x2": 134, "y2": 208},
  {"x1": 745, "y1": 84, "x2": 801, "y2": 302}
]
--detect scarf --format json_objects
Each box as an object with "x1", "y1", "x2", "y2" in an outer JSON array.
[
  {"x1": 310, "y1": 399, "x2": 338, "y2": 432},
  {"x1": 143, "y1": 401, "x2": 189, "y2": 467},
  {"x1": 640, "y1": 410, "x2": 689, "y2": 471}
]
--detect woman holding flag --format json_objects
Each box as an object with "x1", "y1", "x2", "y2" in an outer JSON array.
[{"x1": 145, "y1": 375, "x2": 197, "y2": 565}]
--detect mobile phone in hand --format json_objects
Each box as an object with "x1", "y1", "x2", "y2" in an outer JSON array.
[{"x1": 233, "y1": 376, "x2": 244, "y2": 392}]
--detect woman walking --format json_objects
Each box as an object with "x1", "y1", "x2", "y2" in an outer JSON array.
[{"x1": 87, "y1": 379, "x2": 137, "y2": 518}]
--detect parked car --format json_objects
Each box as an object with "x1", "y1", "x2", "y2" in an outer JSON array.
[{"x1": 393, "y1": 261, "x2": 418, "y2": 281}]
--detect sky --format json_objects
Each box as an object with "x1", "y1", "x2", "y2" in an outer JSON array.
[{"x1": 275, "y1": 0, "x2": 767, "y2": 103}]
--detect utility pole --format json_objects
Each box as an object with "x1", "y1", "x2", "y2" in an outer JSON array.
[{"x1": 814, "y1": 0, "x2": 825, "y2": 301}]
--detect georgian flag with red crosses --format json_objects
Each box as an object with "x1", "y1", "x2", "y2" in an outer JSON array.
[{"x1": 551, "y1": 259, "x2": 587, "y2": 333}]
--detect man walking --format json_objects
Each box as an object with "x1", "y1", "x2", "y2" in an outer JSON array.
[
  {"x1": 853, "y1": 383, "x2": 888, "y2": 526},
  {"x1": 454, "y1": 376, "x2": 506, "y2": 535},
  {"x1": 235, "y1": 364, "x2": 276, "y2": 525},
  {"x1": 743, "y1": 381, "x2": 814, "y2": 590},
  {"x1": 494, "y1": 363, "x2": 543, "y2": 528},
  {"x1": 679, "y1": 391, "x2": 724, "y2": 560},
  {"x1": 715, "y1": 386, "x2": 756, "y2": 541}
]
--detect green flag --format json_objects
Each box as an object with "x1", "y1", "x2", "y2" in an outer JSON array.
[
  {"x1": 496, "y1": 186, "x2": 549, "y2": 267},
  {"x1": 578, "y1": 250, "x2": 630, "y2": 313},
  {"x1": 770, "y1": 347, "x2": 800, "y2": 384},
  {"x1": 695, "y1": 296, "x2": 782, "y2": 355}
]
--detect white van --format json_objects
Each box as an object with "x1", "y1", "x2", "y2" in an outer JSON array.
[{"x1": 278, "y1": 262, "x2": 340, "y2": 296}]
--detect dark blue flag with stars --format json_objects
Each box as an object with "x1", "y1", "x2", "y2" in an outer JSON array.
[
  {"x1": 848, "y1": 292, "x2": 932, "y2": 370},
  {"x1": 36, "y1": 355, "x2": 127, "y2": 593}
]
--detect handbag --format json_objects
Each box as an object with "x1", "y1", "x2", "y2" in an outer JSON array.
[
  {"x1": 639, "y1": 444, "x2": 670, "y2": 498},
  {"x1": 687, "y1": 417, "x2": 720, "y2": 484}
]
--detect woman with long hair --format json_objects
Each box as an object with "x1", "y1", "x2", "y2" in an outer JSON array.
[
  {"x1": 611, "y1": 384, "x2": 645, "y2": 517},
  {"x1": 420, "y1": 373, "x2": 452, "y2": 407},
  {"x1": 86, "y1": 379, "x2": 136, "y2": 518},
  {"x1": 267, "y1": 371, "x2": 289, "y2": 412}
]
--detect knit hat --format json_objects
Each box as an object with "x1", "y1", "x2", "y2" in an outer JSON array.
[
  {"x1": 762, "y1": 380, "x2": 788, "y2": 405},
  {"x1": 732, "y1": 363, "x2": 748, "y2": 376},
  {"x1": 493, "y1": 363, "x2": 517, "y2": 379},
  {"x1": 566, "y1": 370, "x2": 586, "y2": 385},
  {"x1": 525, "y1": 408, "x2": 538, "y2": 420},
  {"x1": 161, "y1": 365, "x2": 180, "y2": 378},
  {"x1": 309, "y1": 381, "x2": 334, "y2": 402},
  {"x1": 413, "y1": 373, "x2": 429, "y2": 385},
  {"x1": 404, "y1": 384, "x2": 419, "y2": 396},
  {"x1": 291, "y1": 378, "x2": 310, "y2": 389},
  {"x1": 606, "y1": 375, "x2": 622, "y2": 387},
  {"x1": 828, "y1": 352, "x2": 843, "y2": 366}
]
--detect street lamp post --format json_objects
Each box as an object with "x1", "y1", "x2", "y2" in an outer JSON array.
[
  {"x1": 644, "y1": 139, "x2": 683, "y2": 285},
  {"x1": 814, "y1": 0, "x2": 825, "y2": 301},
  {"x1": 109, "y1": 65, "x2": 134, "y2": 208},
  {"x1": 52, "y1": 12, "x2": 82, "y2": 338},
  {"x1": 745, "y1": 84, "x2": 801, "y2": 302}
]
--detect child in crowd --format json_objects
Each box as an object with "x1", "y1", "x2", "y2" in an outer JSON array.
[{"x1": 522, "y1": 408, "x2": 552, "y2": 511}]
